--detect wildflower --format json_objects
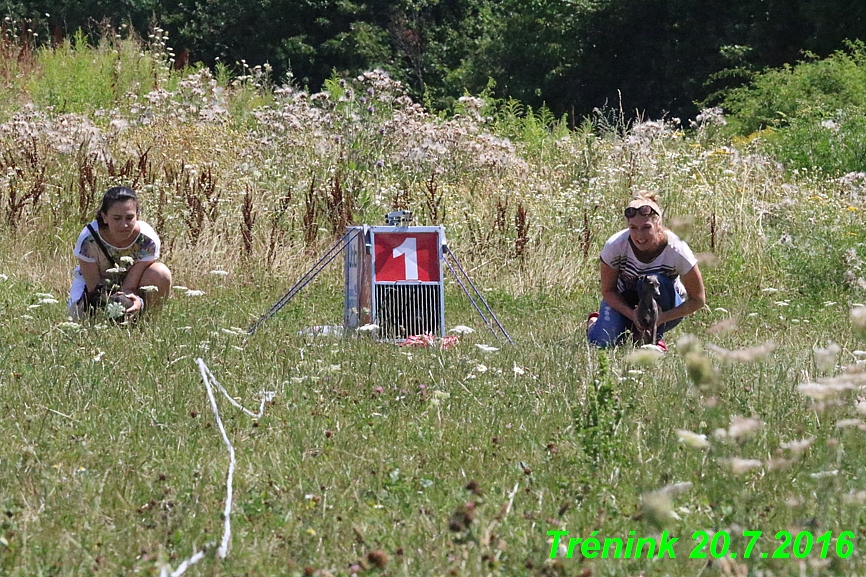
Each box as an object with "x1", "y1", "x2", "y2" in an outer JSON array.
[
  {"x1": 723, "y1": 458, "x2": 763, "y2": 475},
  {"x1": 797, "y1": 381, "x2": 856, "y2": 400},
  {"x1": 0, "y1": 273, "x2": 7, "y2": 281},
  {"x1": 726, "y1": 416, "x2": 763, "y2": 441},
  {"x1": 707, "y1": 318, "x2": 737, "y2": 335},
  {"x1": 140, "y1": 285, "x2": 159, "y2": 292},
  {"x1": 92, "y1": 351, "x2": 105, "y2": 362},
  {"x1": 780, "y1": 437, "x2": 814, "y2": 455},
  {"x1": 843, "y1": 490, "x2": 866, "y2": 504},
  {"x1": 475, "y1": 344, "x2": 499, "y2": 353},
  {"x1": 513, "y1": 364, "x2": 525, "y2": 376},
  {"x1": 449, "y1": 325, "x2": 475, "y2": 334},
  {"x1": 676, "y1": 429, "x2": 710, "y2": 449},
  {"x1": 640, "y1": 490, "x2": 676, "y2": 528},
  {"x1": 625, "y1": 347, "x2": 664, "y2": 365},
  {"x1": 173, "y1": 286, "x2": 189, "y2": 291},
  {"x1": 685, "y1": 352, "x2": 718, "y2": 388},
  {"x1": 105, "y1": 301, "x2": 126, "y2": 319},
  {"x1": 186, "y1": 290, "x2": 205, "y2": 297},
  {"x1": 106, "y1": 266, "x2": 127, "y2": 274},
  {"x1": 210, "y1": 270, "x2": 229, "y2": 276},
  {"x1": 475, "y1": 364, "x2": 488, "y2": 373},
  {"x1": 38, "y1": 297, "x2": 59, "y2": 305},
  {"x1": 707, "y1": 341, "x2": 776, "y2": 363},
  {"x1": 120, "y1": 256, "x2": 134, "y2": 265},
  {"x1": 813, "y1": 343, "x2": 840, "y2": 373}
]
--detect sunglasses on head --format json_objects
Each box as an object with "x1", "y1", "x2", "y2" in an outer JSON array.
[{"x1": 624, "y1": 205, "x2": 658, "y2": 218}]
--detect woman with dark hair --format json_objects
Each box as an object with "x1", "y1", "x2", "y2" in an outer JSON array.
[
  {"x1": 67, "y1": 186, "x2": 172, "y2": 319},
  {"x1": 587, "y1": 190, "x2": 706, "y2": 351}
]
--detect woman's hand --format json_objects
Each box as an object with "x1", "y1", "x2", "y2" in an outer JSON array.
[{"x1": 119, "y1": 292, "x2": 144, "y2": 315}]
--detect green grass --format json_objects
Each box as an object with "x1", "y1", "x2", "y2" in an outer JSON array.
[{"x1": 2, "y1": 31, "x2": 866, "y2": 577}]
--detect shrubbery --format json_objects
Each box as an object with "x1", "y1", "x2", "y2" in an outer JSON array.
[{"x1": 720, "y1": 41, "x2": 866, "y2": 176}]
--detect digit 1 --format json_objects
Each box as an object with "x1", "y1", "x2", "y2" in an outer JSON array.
[
  {"x1": 393, "y1": 237, "x2": 418, "y2": 280},
  {"x1": 815, "y1": 531, "x2": 831, "y2": 558}
]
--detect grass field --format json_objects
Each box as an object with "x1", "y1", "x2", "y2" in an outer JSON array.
[{"x1": 2, "y1": 34, "x2": 866, "y2": 577}]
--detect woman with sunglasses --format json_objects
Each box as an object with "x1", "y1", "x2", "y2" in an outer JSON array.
[{"x1": 587, "y1": 190, "x2": 706, "y2": 351}]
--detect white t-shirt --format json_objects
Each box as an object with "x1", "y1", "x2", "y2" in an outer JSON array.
[
  {"x1": 68, "y1": 220, "x2": 161, "y2": 311},
  {"x1": 600, "y1": 229, "x2": 697, "y2": 297}
]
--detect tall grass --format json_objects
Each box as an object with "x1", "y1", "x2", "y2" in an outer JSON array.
[{"x1": 1, "y1": 31, "x2": 866, "y2": 577}]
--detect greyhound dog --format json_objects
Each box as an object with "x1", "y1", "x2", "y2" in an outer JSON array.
[{"x1": 634, "y1": 274, "x2": 661, "y2": 346}]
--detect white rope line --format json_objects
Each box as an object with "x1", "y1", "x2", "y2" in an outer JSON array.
[{"x1": 158, "y1": 358, "x2": 276, "y2": 576}]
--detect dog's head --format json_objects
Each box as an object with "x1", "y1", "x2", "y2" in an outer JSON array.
[{"x1": 638, "y1": 274, "x2": 661, "y2": 297}]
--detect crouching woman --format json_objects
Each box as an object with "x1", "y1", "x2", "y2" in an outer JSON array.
[
  {"x1": 67, "y1": 186, "x2": 172, "y2": 320},
  {"x1": 587, "y1": 190, "x2": 706, "y2": 350}
]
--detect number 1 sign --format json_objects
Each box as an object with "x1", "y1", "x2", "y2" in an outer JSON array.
[
  {"x1": 373, "y1": 231, "x2": 441, "y2": 282},
  {"x1": 364, "y1": 227, "x2": 446, "y2": 340}
]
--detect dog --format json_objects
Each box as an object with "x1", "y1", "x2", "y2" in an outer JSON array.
[{"x1": 634, "y1": 274, "x2": 661, "y2": 346}]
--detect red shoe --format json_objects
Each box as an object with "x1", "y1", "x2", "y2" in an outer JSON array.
[
  {"x1": 586, "y1": 312, "x2": 599, "y2": 335},
  {"x1": 656, "y1": 339, "x2": 667, "y2": 352}
]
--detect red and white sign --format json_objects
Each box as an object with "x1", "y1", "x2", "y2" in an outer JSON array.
[{"x1": 374, "y1": 232, "x2": 440, "y2": 282}]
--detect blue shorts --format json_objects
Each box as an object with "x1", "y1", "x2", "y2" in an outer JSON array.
[{"x1": 587, "y1": 275, "x2": 684, "y2": 348}]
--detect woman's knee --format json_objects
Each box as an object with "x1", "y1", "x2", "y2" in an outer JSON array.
[{"x1": 141, "y1": 262, "x2": 172, "y2": 287}]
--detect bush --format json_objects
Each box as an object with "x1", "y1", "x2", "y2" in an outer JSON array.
[{"x1": 718, "y1": 41, "x2": 866, "y2": 175}]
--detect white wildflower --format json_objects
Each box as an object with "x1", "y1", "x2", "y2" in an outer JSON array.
[
  {"x1": 707, "y1": 341, "x2": 775, "y2": 362},
  {"x1": 676, "y1": 429, "x2": 710, "y2": 449},
  {"x1": 724, "y1": 458, "x2": 763, "y2": 475},
  {"x1": 835, "y1": 418, "x2": 863, "y2": 429},
  {"x1": 120, "y1": 256, "x2": 135, "y2": 265},
  {"x1": 475, "y1": 344, "x2": 499, "y2": 353},
  {"x1": 186, "y1": 290, "x2": 205, "y2": 297},
  {"x1": 92, "y1": 351, "x2": 105, "y2": 362},
  {"x1": 429, "y1": 390, "x2": 450, "y2": 406},
  {"x1": 210, "y1": 270, "x2": 229, "y2": 276},
  {"x1": 625, "y1": 347, "x2": 664, "y2": 365},
  {"x1": 140, "y1": 285, "x2": 159, "y2": 292},
  {"x1": 58, "y1": 321, "x2": 82, "y2": 331},
  {"x1": 727, "y1": 416, "x2": 763, "y2": 441},
  {"x1": 450, "y1": 325, "x2": 475, "y2": 334},
  {"x1": 513, "y1": 364, "x2": 525, "y2": 376},
  {"x1": 475, "y1": 364, "x2": 488, "y2": 373},
  {"x1": 105, "y1": 301, "x2": 126, "y2": 319},
  {"x1": 780, "y1": 437, "x2": 814, "y2": 455},
  {"x1": 814, "y1": 343, "x2": 841, "y2": 373},
  {"x1": 38, "y1": 297, "x2": 59, "y2": 305},
  {"x1": 173, "y1": 286, "x2": 189, "y2": 292},
  {"x1": 106, "y1": 266, "x2": 127, "y2": 274},
  {"x1": 799, "y1": 374, "x2": 865, "y2": 399},
  {"x1": 0, "y1": 273, "x2": 8, "y2": 281}
]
